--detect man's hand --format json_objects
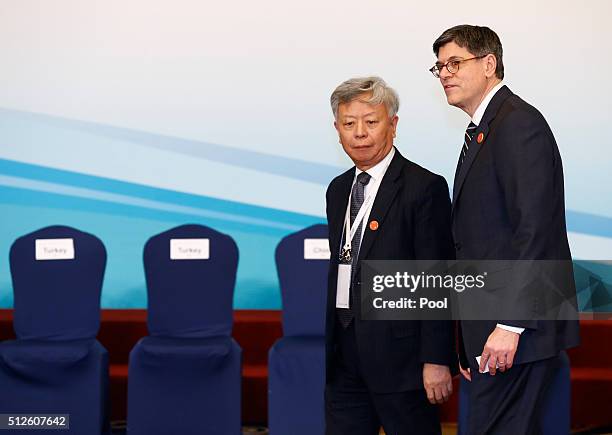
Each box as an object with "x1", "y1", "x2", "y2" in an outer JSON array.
[
  {"x1": 423, "y1": 363, "x2": 453, "y2": 404},
  {"x1": 478, "y1": 326, "x2": 520, "y2": 375}
]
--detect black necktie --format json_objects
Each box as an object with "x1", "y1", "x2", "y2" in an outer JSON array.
[
  {"x1": 460, "y1": 121, "x2": 477, "y2": 168},
  {"x1": 337, "y1": 171, "x2": 372, "y2": 328}
]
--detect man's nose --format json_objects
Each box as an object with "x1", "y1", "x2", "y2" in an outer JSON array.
[
  {"x1": 439, "y1": 66, "x2": 452, "y2": 80},
  {"x1": 355, "y1": 121, "x2": 367, "y2": 138}
]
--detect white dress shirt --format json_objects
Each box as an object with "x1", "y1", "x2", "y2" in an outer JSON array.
[
  {"x1": 471, "y1": 81, "x2": 505, "y2": 125},
  {"x1": 348, "y1": 146, "x2": 395, "y2": 252}
]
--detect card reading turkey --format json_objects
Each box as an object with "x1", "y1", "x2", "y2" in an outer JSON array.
[
  {"x1": 35, "y1": 238, "x2": 75, "y2": 260},
  {"x1": 170, "y1": 238, "x2": 210, "y2": 260}
]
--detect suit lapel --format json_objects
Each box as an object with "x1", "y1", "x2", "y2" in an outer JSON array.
[
  {"x1": 452, "y1": 85, "x2": 513, "y2": 207},
  {"x1": 354, "y1": 150, "x2": 403, "y2": 269},
  {"x1": 329, "y1": 169, "x2": 354, "y2": 258},
  {"x1": 452, "y1": 126, "x2": 487, "y2": 204}
]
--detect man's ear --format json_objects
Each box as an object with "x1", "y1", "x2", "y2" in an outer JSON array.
[
  {"x1": 391, "y1": 115, "x2": 399, "y2": 137},
  {"x1": 334, "y1": 120, "x2": 342, "y2": 143},
  {"x1": 485, "y1": 54, "x2": 497, "y2": 78}
]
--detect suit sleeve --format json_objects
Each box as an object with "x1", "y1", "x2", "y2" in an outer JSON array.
[
  {"x1": 325, "y1": 182, "x2": 333, "y2": 224},
  {"x1": 492, "y1": 109, "x2": 559, "y2": 260},
  {"x1": 326, "y1": 180, "x2": 336, "y2": 281},
  {"x1": 414, "y1": 176, "x2": 457, "y2": 368},
  {"x1": 491, "y1": 109, "x2": 560, "y2": 329}
]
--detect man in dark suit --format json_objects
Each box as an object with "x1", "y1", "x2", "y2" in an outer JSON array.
[
  {"x1": 324, "y1": 76, "x2": 456, "y2": 435},
  {"x1": 430, "y1": 25, "x2": 580, "y2": 434}
]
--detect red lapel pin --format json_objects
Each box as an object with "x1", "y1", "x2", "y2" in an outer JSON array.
[
  {"x1": 369, "y1": 220, "x2": 379, "y2": 231},
  {"x1": 477, "y1": 132, "x2": 485, "y2": 144}
]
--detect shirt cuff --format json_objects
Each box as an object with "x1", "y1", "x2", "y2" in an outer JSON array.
[{"x1": 496, "y1": 323, "x2": 525, "y2": 334}]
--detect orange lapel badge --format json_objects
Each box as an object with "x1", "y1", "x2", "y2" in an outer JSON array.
[
  {"x1": 369, "y1": 220, "x2": 379, "y2": 231},
  {"x1": 477, "y1": 132, "x2": 485, "y2": 144}
]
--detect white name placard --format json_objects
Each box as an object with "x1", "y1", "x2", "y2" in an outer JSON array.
[
  {"x1": 35, "y1": 238, "x2": 75, "y2": 260},
  {"x1": 304, "y1": 238, "x2": 330, "y2": 260},
  {"x1": 170, "y1": 238, "x2": 210, "y2": 260}
]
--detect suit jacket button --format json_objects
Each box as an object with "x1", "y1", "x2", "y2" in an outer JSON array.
[{"x1": 454, "y1": 242, "x2": 462, "y2": 251}]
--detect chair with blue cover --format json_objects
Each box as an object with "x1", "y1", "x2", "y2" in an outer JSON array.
[
  {"x1": 268, "y1": 224, "x2": 329, "y2": 435},
  {"x1": 0, "y1": 225, "x2": 110, "y2": 435},
  {"x1": 127, "y1": 224, "x2": 241, "y2": 435},
  {"x1": 457, "y1": 350, "x2": 571, "y2": 434}
]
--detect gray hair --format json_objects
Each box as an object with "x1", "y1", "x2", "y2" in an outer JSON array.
[{"x1": 330, "y1": 76, "x2": 400, "y2": 120}]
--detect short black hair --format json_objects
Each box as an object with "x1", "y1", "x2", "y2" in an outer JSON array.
[{"x1": 433, "y1": 24, "x2": 504, "y2": 80}]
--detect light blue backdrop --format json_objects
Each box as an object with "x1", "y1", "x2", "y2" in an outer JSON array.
[{"x1": 1, "y1": 1, "x2": 611, "y2": 309}]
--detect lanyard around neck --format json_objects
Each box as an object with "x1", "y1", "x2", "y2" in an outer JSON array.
[
  {"x1": 341, "y1": 152, "x2": 394, "y2": 260},
  {"x1": 342, "y1": 186, "x2": 373, "y2": 255}
]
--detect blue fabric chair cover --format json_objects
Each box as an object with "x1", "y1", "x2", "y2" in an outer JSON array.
[
  {"x1": 458, "y1": 351, "x2": 571, "y2": 435},
  {"x1": 269, "y1": 224, "x2": 329, "y2": 435},
  {"x1": 0, "y1": 225, "x2": 109, "y2": 435},
  {"x1": 127, "y1": 224, "x2": 241, "y2": 435}
]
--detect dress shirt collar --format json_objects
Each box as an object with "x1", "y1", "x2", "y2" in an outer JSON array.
[
  {"x1": 472, "y1": 81, "x2": 504, "y2": 126},
  {"x1": 354, "y1": 146, "x2": 395, "y2": 183}
]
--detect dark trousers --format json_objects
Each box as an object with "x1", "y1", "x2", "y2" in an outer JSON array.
[
  {"x1": 325, "y1": 320, "x2": 440, "y2": 435},
  {"x1": 467, "y1": 353, "x2": 563, "y2": 435}
]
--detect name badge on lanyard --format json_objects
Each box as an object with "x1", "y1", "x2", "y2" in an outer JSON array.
[
  {"x1": 339, "y1": 191, "x2": 373, "y2": 264},
  {"x1": 335, "y1": 182, "x2": 373, "y2": 309},
  {"x1": 336, "y1": 264, "x2": 352, "y2": 308}
]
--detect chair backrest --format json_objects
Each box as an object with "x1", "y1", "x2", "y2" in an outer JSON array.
[
  {"x1": 275, "y1": 224, "x2": 329, "y2": 336},
  {"x1": 10, "y1": 225, "x2": 106, "y2": 340},
  {"x1": 144, "y1": 224, "x2": 238, "y2": 338}
]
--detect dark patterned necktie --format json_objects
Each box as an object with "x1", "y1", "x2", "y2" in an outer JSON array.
[
  {"x1": 459, "y1": 121, "x2": 477, "y2": 168},
  {"x1": 337, "y1": 171, "x2": 372, "y2": 328}
]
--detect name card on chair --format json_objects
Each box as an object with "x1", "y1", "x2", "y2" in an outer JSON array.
[
  {"x1": 170, "y1": 238, "x2": 210, "y2": 260},
  {"x1": 35, "y1": 238, "x2": 75, "y2": 260},
  {"x1": 304, "y1": 238, "x2": 330, "y2": 260}
]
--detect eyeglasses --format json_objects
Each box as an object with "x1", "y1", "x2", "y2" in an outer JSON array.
[{"x1": 429, "y1": 55, "x2": 487, "y2": 78}]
